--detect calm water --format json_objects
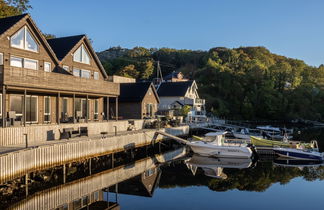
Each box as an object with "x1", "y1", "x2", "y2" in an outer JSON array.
[{"x1": 1, "y1": 127, "x2": 324, "y2": 210}]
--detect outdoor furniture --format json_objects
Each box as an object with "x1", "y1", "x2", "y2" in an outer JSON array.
[
  {"x1": 100, "y1": 131, "x2": 108, "y2": 139},
  {"x1": 80, "y1": 127, "x2": 88, "y2": 137},
  {"x1": 63, "y1": 127, "x2": 74, "y2": 138},
  {"x1": 59, "y1": 129, "x2": 70, "y2": 140}
]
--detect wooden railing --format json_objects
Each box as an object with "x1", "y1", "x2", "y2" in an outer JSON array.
[{"x1": 2, "y1": 67, "x2": 119, "y2": 96}]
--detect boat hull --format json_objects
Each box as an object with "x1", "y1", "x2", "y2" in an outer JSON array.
[
  {"x1": 273, "y1": 148, "x2": 323, "y2": 161},
  {"x1": 187, "y1": 142, "x2": 253, "y2": 158}
]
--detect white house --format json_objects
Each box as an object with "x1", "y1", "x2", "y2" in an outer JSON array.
[{"x1": 157, "y1": 80, "x2": 206, "y2": 122}]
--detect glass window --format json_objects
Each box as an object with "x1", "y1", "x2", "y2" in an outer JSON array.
[
  {"x1": 10, "y1": 26, "x2": 38, "y2": 52},
  {"x1": 75, "y1": 98, "x2": 82, "y2": 118},
  {"x1": 0, "y1": 94, "x2": 2, "y2": 116},
  {"x1": 81, "y1": 69, "x2": 90, "y2": 79},
  {"x1": 44, "y1": 96, "x2": 50, "y2": 122},
  {"x1": 94, "y1": 72, "x2": 99, "y2": 80},
  {"x1": 10, "y1": 95, "x2": 23, "y2": 122},
  {"x1": 81, "y1": 45, "x2": 90, "y2": 64},
  {"x1": 44, "y1": 62, "x2": 51, "y2": 72},
  {"x1": 73, "y1": 68, "x2": 81, "y2": 77},
  {"x1": 73, "y1": 44, "x2": 90, "y2": 64},
  {"x1": 63, "y1": 65, "x2": 69, "y2": 71},
  {"x1": 24, "y1": 58, "x2": 38, "y2": 70},
  {"x1": 94, "y1": 99, "x2": 98, "y2": 120},
  {"x1": 10, "y1": 56, "x2": 23, "y2": 68},
  {"x1": 62, "y1": 98, "x2": 68, "y2": 114},
  {"x1": 10, "y1": 27, "x2": 25, "y2": 49},
  {"x1": 0, "y1": 53, "x2": 3, "y2": 65},
  {"x1": 26, "y1": 96, "x2": 38, "y2": 123},
  {"x1": 81, "y1": 99, "x2": 90, "y2": 119}
]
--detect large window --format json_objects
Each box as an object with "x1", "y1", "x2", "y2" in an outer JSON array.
[
  {"x1": 44, "y1": 62, "x2": 51, "y2": 72},
  {"x1": 44, "y1": 96, "x2": 50, "y2": 122},
  {"x1": 62, "y1": 98, "x2": 68, "y2": 114},
  {"x1": 10, "y1": 56, "x2": 23, "y2": 68},
  {"x1": 24, "y1": 58, "x2": 38, "y2": 70},
  {"x1": 73, "y1": 44, "x2": 90, "y2": 64},
  {"x1": 81, "y1": 69, "x2": 90, "y2": 79},
  {"x1": 10, "y1": 56, "x2": 38, "y2": 70},
  {"x1": 94, "y1": 72, "x2": 99, "y2": 80},
  {"x1": 74, "y1": 98, "x2": 82, "y2": 118},
  {"x1": 81, "y1": 99, "x2": 90, "y2": 119},
  {"x1": 73, "y1": 68, "x2": 81, "y2": 77},
  {"x1": 10, "y1": 95, "x2": 38, "y2": 123},
  {"x1": 11, "y1": 26, "x2": 39, "y2": 52},
  {"x1": 94, "y1": 99, "x2": 99, "y2": 120}
]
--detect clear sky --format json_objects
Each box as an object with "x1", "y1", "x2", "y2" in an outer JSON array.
[{"x1": 29, "y1": 0, "x2": 324, "y2": 66}]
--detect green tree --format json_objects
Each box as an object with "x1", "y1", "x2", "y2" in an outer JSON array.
[{"x1": 0, "y1": 0, "x2": 31, "y2": 18}]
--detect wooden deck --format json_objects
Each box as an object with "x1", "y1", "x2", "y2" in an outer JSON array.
[{"x1": 1, "y1": 67, "x2": 119, "y2": 96}]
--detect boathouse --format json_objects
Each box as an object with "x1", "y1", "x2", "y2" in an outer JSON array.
[
  {"x1": 0, "y1": 14, "x2": 119, "y2": 127},
  {"x1": 118, "y1": 82, "x2": 159, "y2": 119}
]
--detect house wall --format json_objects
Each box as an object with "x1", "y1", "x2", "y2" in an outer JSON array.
[
  {"x1": 142, "y1": 87, "x2": 159, "y2": 118},
  {"x1": 60, "y1": 41, "x2": 105, "y2": 81},
  {"x1": 158, "y1": 96, "x2": 183, "y2": 111},
  {"x1": 0, "y1": 19, "x2": 57, "y2": 73}
]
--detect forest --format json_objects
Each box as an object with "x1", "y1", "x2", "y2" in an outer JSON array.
[{"x1": 98, "y1": 46, "x2": 324, "y2": 121}]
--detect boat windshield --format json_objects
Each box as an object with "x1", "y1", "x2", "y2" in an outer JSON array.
[{"x1": 203, "y1": 136, "x2": 216, "y2": 142}]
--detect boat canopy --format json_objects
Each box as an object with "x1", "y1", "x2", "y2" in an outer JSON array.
[{"x1": 205, "y1": 132, "x2": 227, "y2": 137}]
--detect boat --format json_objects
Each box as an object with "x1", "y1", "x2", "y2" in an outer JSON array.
[
  {"x1": 273, "y1": 141, "x2": 323, "y2": 161},
  {"x1": 251, "y1": 136, "x2": 292, "y2": 147},
  {"x1": 232, "y1": 128, "x2": 262, "y2": 140},
  {"x1": 185, "y1": 155, "x2": 253, "y2": 179},
  {"x1": 256, "y1": 125, "x2": 293, "y2": 140},
  {"x1": 187, "y1": 132, "x2": 253, "y2": 158}
]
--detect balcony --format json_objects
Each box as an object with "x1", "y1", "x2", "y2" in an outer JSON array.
[
  {"x1": 1, "y1": 66, "x2": 119, "y2": 96},
  {"x1": 194, "y1": 98, "x2": 205, "y2": 105}
]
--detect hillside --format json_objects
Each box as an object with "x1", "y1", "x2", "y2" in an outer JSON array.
[{"x1": 97, "y1": 46, "x2": 324, "y2": 121}]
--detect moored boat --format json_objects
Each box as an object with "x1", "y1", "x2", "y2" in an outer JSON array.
[
  {"x1": 251, "y1": 136, "x2": 292, "y2": 147},
  {"x1": 273, "y1": 143, "x2": 323, "y2": 161},
  {"x1": 187, "y1": 132, "x2": 253, "y2": 158}
]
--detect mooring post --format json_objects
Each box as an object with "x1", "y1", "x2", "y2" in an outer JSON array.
[
  {"x1": 24, "y1": 133, "x2": 28, "y2": 148},
  {"x1": 63, "y1": 164, "x2": 66, "y2": 184},
  {"x1": 111, "y1": 153, "x2": 114, "y2": 168},
  {"x1": 25, "y1": 173, "x2": 29, "y2": 197},
  {"x1": 115, "y1": 183, "x2": 118, "y2": 203},
  {"x1": 89, "y1": 158, "x2": 92, "y2": 175},
  {"x1": 114, "y1": 126, "x2": 117, "y2": 136}
]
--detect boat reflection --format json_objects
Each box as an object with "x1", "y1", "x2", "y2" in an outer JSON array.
[
  {"x1": 273, "y1": 158, "x2": 323, "y2": 168},
  {"x1": 185, "y1": 155, "x2": 253, "y2": 179}
]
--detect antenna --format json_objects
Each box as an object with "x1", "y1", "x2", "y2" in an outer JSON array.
[{"x1": 154, "y1": 61, "x2": 163, "y2": 90}]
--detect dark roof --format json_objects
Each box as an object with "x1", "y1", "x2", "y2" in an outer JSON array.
[
  {"x1": 164, "y1": 71, "x2": 181, "y2": 80},
  {"x1": 119, "y1": 82, "x2": 156, "y2": 102},
  {"x1": 0, "y1": 14, "x2": 27, "y2": 35},
  {"x1": 157, "y1": 81, "x2": 194, "y2": 97},
  {"x1": 47, "y1": 35, "x2": 84, "y2": 60}
]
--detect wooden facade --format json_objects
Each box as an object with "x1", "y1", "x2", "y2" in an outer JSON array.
[
  {"x1": 0, "y1": 14, "x2": 120, "y2": 127},
  {"x1": 118, "y1": 82, "x2": 159, "y2": 119}
]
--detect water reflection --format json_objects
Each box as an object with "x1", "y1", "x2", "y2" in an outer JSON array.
[
  {"x1": 185, "y1": 155, "x2": 254, "y2": 179},
  {"x1": 2, "y1": 144, "x2": 324, "y2": 209}
]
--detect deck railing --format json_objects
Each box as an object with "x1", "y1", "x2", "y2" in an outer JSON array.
[{"x1": 1, "y1": 67, "x2": 119, "y2": 95}]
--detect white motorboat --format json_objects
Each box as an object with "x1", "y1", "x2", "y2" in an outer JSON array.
[
  {"x1": 273, "y1": 141, "x2": 323, "y2": 161},
  {"x1": 232, "y1": 128, "x2": 262, "y2": 140},
  {"x1": 187, "y1": 132, "x2": 253, "y2": 158},
  {"x1": 185, "y1": 154, "x2": 253, "y2": 179}
]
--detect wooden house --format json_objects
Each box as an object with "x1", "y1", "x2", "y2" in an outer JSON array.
[
  {"x1": 0, "y1": 14, "x2": 119, "y2": 127},
  {"x1": 118, "y1": 82, "x2": 159, "y2": 119}
]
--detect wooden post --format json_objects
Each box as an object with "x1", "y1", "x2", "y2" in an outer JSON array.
[
  {"x1": 115, "y1": 97, "x2": 118, "y2": 121},
  {"x1": 115, "y1": 183, "x2": 118, "y2": 202},
  {"x1": 57, "y1": 92, "x2": 60, "y2": 124},
  {"x1": 25, "y1": 173, "x2": 29, "y2": 197},
  {"x1": 73, "y1": 94, "x2": 75, "y2": 123},
  {"x1": 111, "y1": 153, "x2": 114, "y2": 168},
  {"x1": 23, "y1": 89, "x2": 26, "y2": 127},
  {"x1": 106, "y1": 96, "x2": 109, "y2": 121},
  {"x1": 2, "y1": 85, "x2": 5, "y2": 128},
  {"x1": 63, "y1": 164, "x2": 66, "y2": 184},
  {"x1": 89, "y1": 158, "x2": 92, "y2": 175},
  {"x1": 86, "y1": 95, "x2": 89, "y2": 123}
]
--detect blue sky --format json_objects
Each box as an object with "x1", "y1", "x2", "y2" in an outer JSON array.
[{"x1": 29, "y1": 0, "x2": 324, "y2": 66}]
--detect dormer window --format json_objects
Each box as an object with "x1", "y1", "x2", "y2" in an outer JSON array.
[
  {"x1": 73, "y1": 44, "x2": 90, "y2": 64},
  {"x1": 10, "y1": 26, "x2": 39, "y2": 52}
]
